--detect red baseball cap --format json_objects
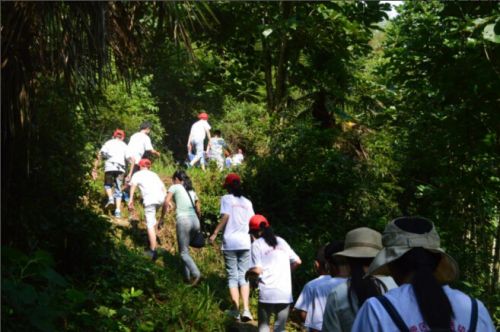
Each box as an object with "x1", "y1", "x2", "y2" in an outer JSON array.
[
  {"x1": 139, "y1": 158, "x2": 151, "y2": 168},
  {"x1": 113, "y1": 129, "x2": 125, "y2": 139},
  {"x1": 198, "y1": 112, "x2": 209, "y2": 120},
  {"x1": 223, "y1": 173, "x2": 241, "y2": 188},
  {"x1": 249, "y1": 214, "x2": 270, "y2": 231}
]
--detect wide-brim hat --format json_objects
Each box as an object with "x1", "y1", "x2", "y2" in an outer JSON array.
[
  {"x1": 367, "y1": 217, "x2": 459, "y2": 284},
  {"x1": 334, "y1": 227, "x2": 383, "y2": 258}
]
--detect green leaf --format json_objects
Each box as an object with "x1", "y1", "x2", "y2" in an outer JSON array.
[
  {"x1": 483, "y1": 23, "x2": 500, "y2": 43},
  {"x1": 262, "y1": 28, "x2": 273, "y2": 38}
]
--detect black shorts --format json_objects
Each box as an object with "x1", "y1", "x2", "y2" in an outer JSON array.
[{"x1": 104, "y1": 171, "x2": 124, "y2": 187}]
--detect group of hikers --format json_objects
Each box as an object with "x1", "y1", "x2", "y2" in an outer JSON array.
[{"x1": 92, "y1": 118, "x2": 496, "y2": 331}]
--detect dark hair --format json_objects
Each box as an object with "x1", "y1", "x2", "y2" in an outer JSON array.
[
  {"x1": 172, "y1": 170, "x2": 194, "y2": 191},
  {"x1": 140, "y1": 121, "x2": 152, "y2": 130},
  {"x1": 347, "y1": 257, "x2": 387, "y2": 311},
  {"x1": 251, "y1": 223, "x2": 277, "y2": 248},
  {"x1": 391, "y1": 248, "x2": 452, "y2": 329},
  {"x1": 325, "y1": 241, "x2": 347, "y2": 272},
  {"x1": 389, "y1": 217, "x2": 453, "y2": 330},
  {"x1": 213, "y1": 129, "x2": 221, "y2": 136},
  {"x1": 227, "y1": 179, "x2": 243, "y2": 197}
]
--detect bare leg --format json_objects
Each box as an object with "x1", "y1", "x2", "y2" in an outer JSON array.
[
  {"x1": 241, "y1": 284, "x2": 250, "y2": 311},
  {"x1": 229, "y1": 287, "x2": 240, "y2": 310}
]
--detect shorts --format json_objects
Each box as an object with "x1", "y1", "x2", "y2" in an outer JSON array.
[
  {"x1": 144, "y1": 204, "x2": 160, "y2": 229},
  {"x1": 223, "y1": 250, "x2": 250, "y2": 288},
  {"x1": 104, "y1": 171, "x2": 124, "y2": 198}
]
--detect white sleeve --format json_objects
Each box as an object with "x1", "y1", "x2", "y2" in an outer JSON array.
[
  {"x1": 250, "y1": 242, "x2": 262, "y2": 268},
  {"x1": 351, "y1": 299, "x2": 384, "y2": 332},
  {"x1": 167, "y1": 184, "x2": 177, "y2": 194},
  {"x1": 477, "y1": 300, "x2": 496, "y2": 332},
  {"x1": 144, "y1": 135, "x2": 153, "y2": 151},
  {"x1": 294, "y1": 283, "x2": 312, "y2": 312},
  {"x1": 220, "y1": 195, "x2": 230, "y2": 215},
  {"x1": 129, "y1": 173, "x2": 139, "y2": 186},
  {"x1": 282, "y1": 239, "x2": 300, "y2": 263}
]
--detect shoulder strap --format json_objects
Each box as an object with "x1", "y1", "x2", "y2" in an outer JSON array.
[
  {"x1": 375, "y1": 296, "x2": 410, "y2": 332},
  {"x1": 469, "y1": 296, "x2": 478, "y2": 332},
  {"x1": 182, "y1": 186, "x2": 200, "y2": 220}
]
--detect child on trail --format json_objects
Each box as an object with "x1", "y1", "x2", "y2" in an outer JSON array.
[
  {"x1": 231, "y1": 147, "x2": 244, "y2": 167},
  {"x1": 352, "y1": 217, "x2": 496, "y2": 332},
  {"x1": 322, "y1": 227, "x2": 397, "y2": 332},
  {"x1": 187, "y1": 112, "x2": 211, "y2": 171},
  {"x1": 207, "y1": 129, "x2": 229, "y2": 171},
  {"x1": 128, "y1": 159, "x2": 166, "y2": 261},
  {"x1": 92, "y1": 129, "x2": 128, "y2": 218},
  {"x1": 293, "y1": 241, "x2": 348, "y2": 332},
  {"x1": 209, "y1": 173, "x2": 255, "y2": 322},
  {"x1": 162, "y1": 170, "x2": 202, "y2": 286},
  {"x1": 246, "y1": 214, "x2": 302, "y2": 332}
]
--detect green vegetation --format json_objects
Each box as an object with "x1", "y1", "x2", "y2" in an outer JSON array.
[{"x1": 2, "y1": 1, "x2": 499, "y2": 330}]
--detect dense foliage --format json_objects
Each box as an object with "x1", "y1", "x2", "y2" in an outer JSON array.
[{"x1": 2, "y1": 1, "x2": 499, "y2": 330}]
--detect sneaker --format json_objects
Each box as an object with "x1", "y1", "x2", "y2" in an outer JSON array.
[
  {"x1": 226, "y1": 309, "x2": 240, "y2": 321},
  {"x1": 241, "y1": 309, "x2": 253, "y2": 322},
  {"x1": 105, "y1": 199, "x2": 115, "y2": 209},
  {"x1": 114, "y1": 210, "x2": 121, "y2": 218},
  {"x1": 144, "y1": 250, "x2": 158, "y2": 262}
]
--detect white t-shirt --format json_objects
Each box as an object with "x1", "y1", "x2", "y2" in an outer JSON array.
[
  {"x1": 126, "y1": 132, "x2": 154, "y2": 164},
  {"x1": 189, "y1": 120, "x2": 211, "y2": 142},
  {"x1": 232, "y1": 153, "x2": 244, "y2": 166},
  {"x1": 129, "y1": 170, "x2": 166, "y2": 206},
  {"x1": 250, "y1": 236, "x2": 300, "y2": 304},
  {"x1": 294, "y1": 275, "x2": 346, "y2": 331},
  {"x1": 100, "y1": 138, "x2": 128, "y2": 172},
  {"x1": 220, "y1": 194, "x2": 254, "y2": 250},
  {"x1": 351, "y1": 284, "x2": 496, "y2": 332}
]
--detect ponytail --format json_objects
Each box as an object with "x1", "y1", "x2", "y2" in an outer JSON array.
[
  {"x1": 392, "y1": 248, "x2": 453, "y2": 329},
  {"x1": 172, "y1": 170, "x2": 194, "y2": 191},
  {"x1": 261, "y1": 225, "x2": 278, "y2": 248},
  {"x1": 348, "y1": 258, "x2": 387, "y2": 310}
]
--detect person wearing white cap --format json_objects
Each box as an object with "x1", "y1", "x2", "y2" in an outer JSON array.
[
  {"x1": 322, "y1": 227, "x2": 397, "y2": 332},
  {"x1": 351, "y1": 216, "x2": 496, "y2": 332}
]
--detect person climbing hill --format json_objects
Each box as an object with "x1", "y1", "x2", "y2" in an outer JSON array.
[
  {"x1": 128, "y1": 158, "x2": 166, "y2": 261},
  {"x1": 92, "y1": 128, "x2": 128, "y2": 218},
  {"x1": 187, "y1": 112, "x2": 211, "y2": 171},
  {"x1": 209, "y1": 173, "x2": 255, "y2": 321},
  {"x1": 246, "y1": 214, "x2": 302, "y2": 332},
  {"x1": 162, "y1": 170, "x2": 202, "y2": 286}
]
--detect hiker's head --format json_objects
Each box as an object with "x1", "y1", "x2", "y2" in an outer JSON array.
[
  {"x1": 368, "y1": 216, "x2": 457, "y2": 329},
  {"x1": 172, "y1": 170, "x2": 193, "y2": 191},
  {"x1": 198, "y1": 112, "x2": 209, "y2": 120},
  {"x1": 324, "y1": 240, "x2": 349, "y2": 277},
  {"x1": 249, "y1": 214, "x2": 277, "y2": 247},
  {"x1": 113, "y1": 129, "x2": 125, "y2": 140},
  {"x1": 213, "y1": 129, "x2": 221, "y2": 137},
  {"x1": 223, "y1": 173, "x2": 242, "y2": 197},
  {"x1": 140, "y1": 121, "x2": 152, "y2": 133},
  {"x1": 313, "y1": 245, "x2": 329, "y2": 275},
  {"x1": 368, "y1": 216, "x2": 458, "y2": 284},
  {"x1": 139, "y1": 158, "x2": 151, "y2": 169}
]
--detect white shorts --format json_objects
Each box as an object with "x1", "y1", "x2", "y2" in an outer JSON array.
[{"x1": 144, "y1": 204, "x2": 159, "y2": 229}]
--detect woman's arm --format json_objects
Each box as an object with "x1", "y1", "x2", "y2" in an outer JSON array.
[{"x1": 209, "y1": 214, "x2": 229, "y2": 243}]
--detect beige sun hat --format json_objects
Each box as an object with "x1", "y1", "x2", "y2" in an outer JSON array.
[
  {"x1": 367, "y1": 217, "x2": 459, "y2": 284},
  {"x1": 333, "y1": 227, "x2": 383, "y2": 258}
]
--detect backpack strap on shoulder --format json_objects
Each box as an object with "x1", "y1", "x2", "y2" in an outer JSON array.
[
  {"x1": 376, "y1": 296, "x2": 410, "y2": 332},
  {"x1": 469, "y1": 296, "x2": 478, "y2": 332}
]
